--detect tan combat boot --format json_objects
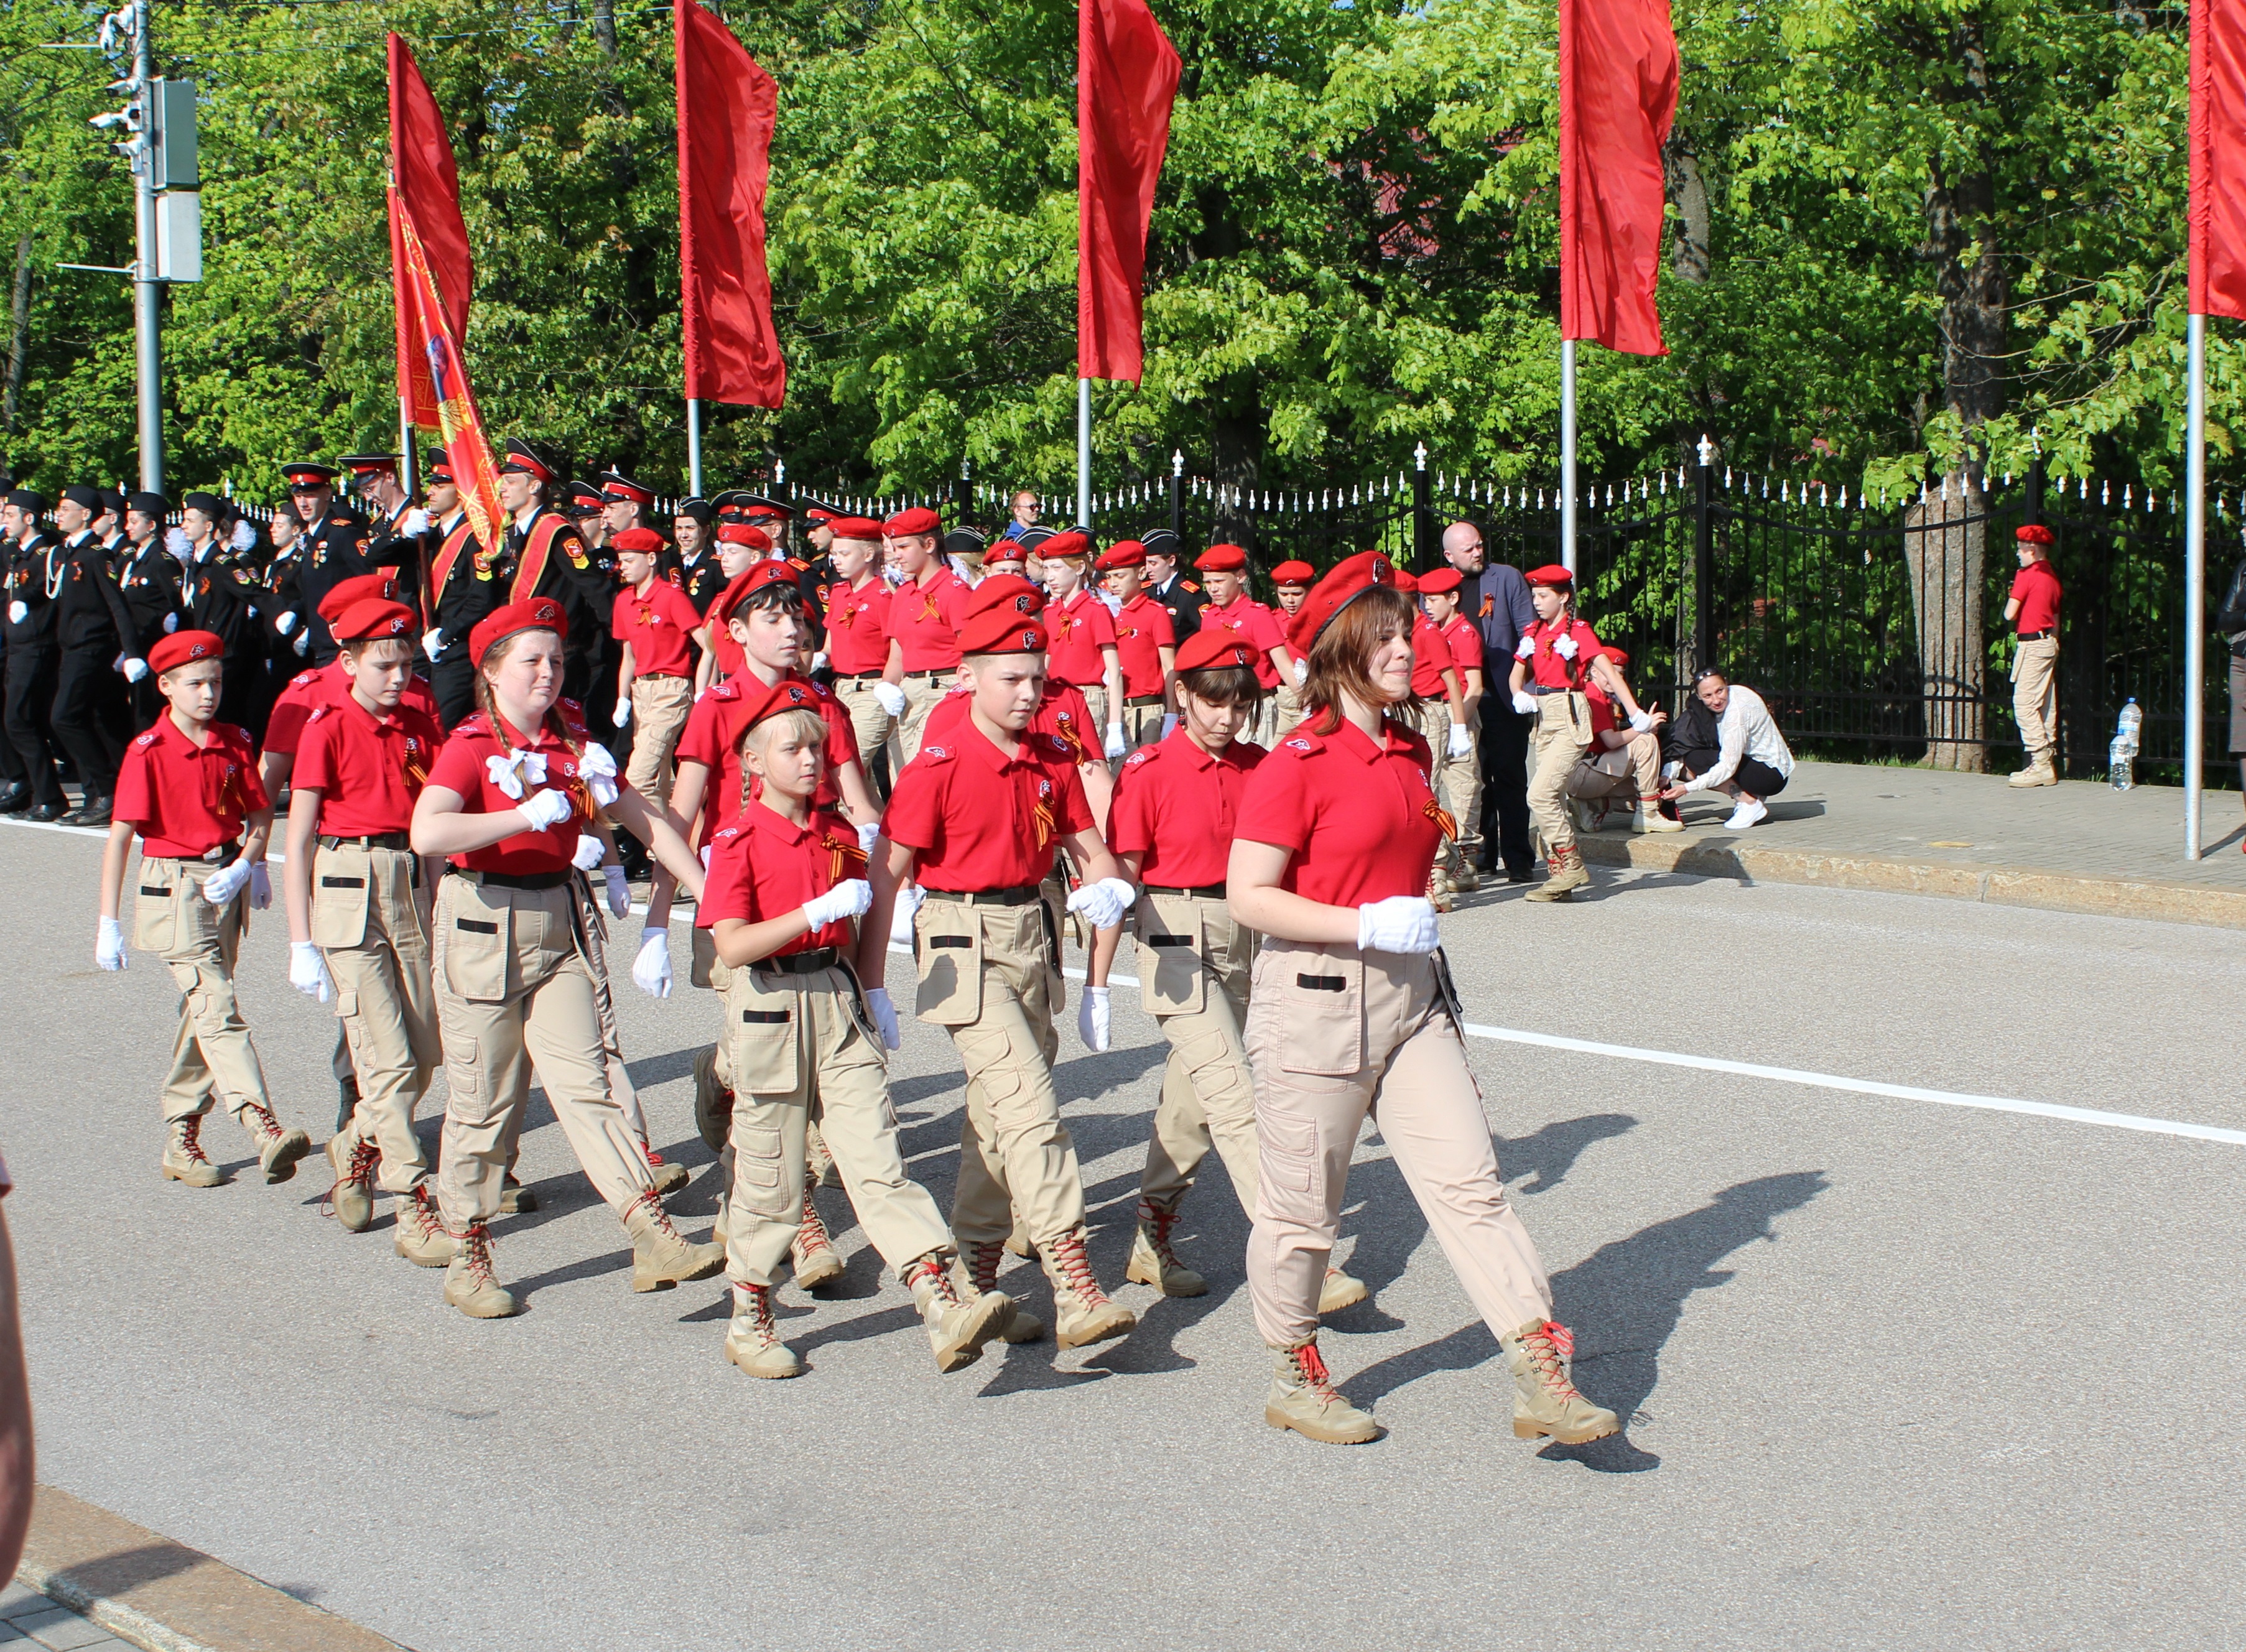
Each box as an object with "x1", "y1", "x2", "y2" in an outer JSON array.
[
  {"x1": 807, "y1": 1118, "x2": 843, "y2": 1189},
  {"x1": 499, "y1": 1174, "x2": 537, "y2": 1213},
  {"x1": 1427, "y1": 864, "x2": 1457, "y2": 914},
  {"x1": 1125, "y1": 1197, "x2": 1207, "y2": 1297},
  {"x1": 692, "y1": 1045, "x2": 733, "y2": 1154},
  {"x1": 903, "y1": 1252, "x2": 1012, "y2": 1373},
  {"x1": 443, "y1": 1221, "x2": 517, "y2": 1319},
  {"x1": 1453, "y1": 861, "x2": 1482, "y2": 894},
  {"x1": 394, "y1": 1186, "x2": 455, "y2": 1268},
  {"x1": 640, "y1": 1142, "x2": 690, "y2": 1197},
  {"x1": 1040, "y1": 1226, "x2": 1136, "y2": 1350},
  {"x1": 1500, "y1": 1318, "x2": 1620, "y2": 1444},
  {"x1": 239, "y1": 1103, "x2": 312, "y2": 1184},
  {"x1": 1265, "y1": 1339, "x2": 1382, "y2": 1444},
  {"x1": 791, "y1": 1171, "x2": 845, "y2": 1291},
  {"x1": 960, "y1": 1240, "x2": 1046, "y2": 1343},
  {"x1": 1523, "y1": 847, "x2": 1589, "y2": 903},
  {"x1": 1318, "y1": 1266, "x2": 1368, "y2": 1314},
  {"x1": 325, "y1": 1134, "x2": 379, "y2": 1233},
  {"x1": 624, "y1": 1188, "x2": 726, "y2": 1292},
  {"x1": 725, "y1": 1283, "x2": 802, "y2": 1378},
  {"x1": 2008, "y1": 754, "x2": 2059, "y2": 788},
  {"x1": 1636, "y1": 801, "x2": 1682, "y2": 833},
  {"x1": 160, "y1": 1116, "x2": 223, "y2": 1187}
]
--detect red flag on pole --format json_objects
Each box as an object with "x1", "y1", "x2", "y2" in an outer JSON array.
[
  {"x1": 1079, "y1": 0, "x2": 1180, "y2": 384},
  {"x1": 1557, "y1": 0, "x2": 1678, "y2": 356},
  {"x1": 2193, "y1": 0, "x2": 2246, "y2": 319},
  {"x1": 397, "y1": 212, "x2": 506, "y2": 564},
  {"x1": 675, "y1": 0, "x2": 786, "y2": 407},
  {"x1": 387, "y1": 34, "x2": 473, "y2": 430}
]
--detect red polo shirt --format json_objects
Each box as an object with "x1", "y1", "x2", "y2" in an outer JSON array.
[
  {"x1": 924, "y1": 679, "x2": 1099, "y2": 764},
  {"x1": 822, "y1": 578, "x2": 891, "y2": 674},
  {"x1": 264, "y1": 661, "x2": 441, "y2": 760},
  {"x1": 883, "y1": 722, "x2": 1094, "y2": 891},
  {"x1": 888, "y1": 567, "x2": 971, "y2": 672},
  {"x1": 1408, "y1": 615, "x2": 1457, "y2": 700},
  {"x1": 1521, "y1": 616, "x2": 1603, "y2": 690},
  {"x1": 292, "y1": 695, "x2": 445, "y2": 836},
  {"x1": 1107, "y1": 728, "x2": 1266, "y2": 889},
  {"x1": 1235, "y1": 715, "x2": 1443, "y2": 906},
  {"x1": 1200, "y1": 596, "x2": 1288, "y2": 689},
  {"x1": 1046, "y1": 590, "x2": 1118, "y2": 688},
  {"x1": 613, "y1": 578, "x2": 703, "y2": 678},
  {"x1": 424, "y1": 712, "x2": 588, "y2": 875},
  {"x1": 697, "y1": 801, "x2": 869, "y2": 957},
  {"x1": 114, "y1": 715, "x2": 269, "y2": 858},
  {"x1": 1437, "y1": 615, "x2": 1485, "y2": 677},
  {"x1": 1112, "y1": 594, "x2": 1176, "y2": 700},
  {"x1": 675, "y1": 669, "x2": 859, "y2": 830},
  {"x1": 2010, "y1": 560, "x2": 2062, "y2": 634}
]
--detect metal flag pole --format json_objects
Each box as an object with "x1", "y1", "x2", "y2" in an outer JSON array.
[
  {"x1": 1077, "y1": 378, "x2": 1093, "y2": 529},
  {"x1": 1559, "y1": 337, "x2": 1577, "y2": 574},
  {"x1": 687, "y1": 399, "x2": 703, "y2": 498},
  {"x1": 2186, "y1": 312, "x2": 2207, "y2": 860},
  {"x1": 129, "y1": 0, "x2": 161, "y2": 492},
  {"x1": 399, "y1": 402, "x2": 417, "y2": 497}
]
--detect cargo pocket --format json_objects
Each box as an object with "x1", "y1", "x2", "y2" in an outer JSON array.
[
  {"x1": 310, "y1": 857, "x2": 370, "y2": 949},
  {"x1": 1256, "y1": 1110, "x2": 1322, "y2": 1220},
  {"x1": 1138, "y1": 901, "x2": 1207, "y2": 1018},
  {"x1": 914, "y1": 905, "x2": 983, "y2": 1026},
  {"x1": 132, "y1": 868, "x2": 177, "y2": 954},
  {"x1": 734, "y1": 1122, "x2": 790, "y2": 1215},
  {"x1": 1274, "y1": 949, "x2": 1363, "y2": 1077},
  {"x1": 728, "y1": 978, "x2": 800, "y2": 1095},
  {"x1": 442, "y1": 886, "x2": 512, "y2": 1003}
]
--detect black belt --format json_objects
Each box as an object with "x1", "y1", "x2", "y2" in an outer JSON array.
[
  {"x1": 1125, "y1": 694, "x2": 1164, "y2": 707},
  {"x1": 1146, "y1": 882, "x2": 1225, "y2": 899},
  {"x1": 322, "y1": 832, "x2": 412, "y2": 851},
  {"x1": 835, "y1": 670, "x2": 884, "y2": 680},
  {"x1": 757, "y1": 946, "x2": 839, "y2": 975},
  {"x1": 2018, "y1": 629, "x2": 2054, "y2": 641},
  {"x1": 447, "y1": 867, "x2": 572, "y2": 891},
  {"x1": 148, "y1": 846, "x2": 231, "y2": 868},
  {"x1": 1529, "y1": 684, "x2": 1576, "y2": 695},
  {"x1": 922, "y1": 884, "x2": 1041, "y2": 906},
  {"x1": 903, "y1": 668, "x2": 952, "y2": 681}
]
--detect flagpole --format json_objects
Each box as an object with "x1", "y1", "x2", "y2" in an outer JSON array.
[
  {"x1": 399, "y1": 401, "x2": 417, "y2": 497},
  {"x1": 1077, "y1": 378, "x2": 1093, "y2": 530},
  {"x1": 1559, "y1": 338, "x2": 1578, "y2": 575},
  {"x1": 2187, "y1": 312, "x2": 2207, "y2": 860},
  {"x1": 687, "y1": 399, "x2": 704, "y2": 498}
]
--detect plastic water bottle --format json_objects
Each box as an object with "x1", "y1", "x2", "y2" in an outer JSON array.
[{"x1": 2110, "y1": 698, "x2": 2142, "y2": 791}]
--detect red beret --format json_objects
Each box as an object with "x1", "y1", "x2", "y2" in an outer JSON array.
[
  {"x1": 149, "y1": 629, "x2": 226, "y2": 675},
  {"x1": 1601, "y1": 645, "x2": 1631, "y2": 669},
  {"x1": 1194, "y1": 543, "x2": 1248, "y2": 573},
  {"x1": 315, "y1": 572, "x2": 399, "y2": 624},
  {"x1": 957, "y1": 607, "x2": 1049, "y2": 656},
  {"x1": 717, "y1": 562, "x2": 800, "y2": 615},
  {"x1": 1391, "y1": 569, "x2": 1419, "y2": 593},
  {"x1": 1286, "y1": 550, "x2": 1400, "y2": 654},
  {"x1": 983, "y1": 544, "x2": 1028, "y2": 567},
  {"x1": 2016, "y1": 524, "x2": 2055, "y2": 547},
  {"x1": 826, "y1": 517, "x2": 884, "y2": 542},
  {"x1": 1269, "y1": 560, "x2": 1315, "y2": 587},
  {"x1": 963, "y1": 573, "x2": 1045, "y2": 620},
  {"x1": 330, "y1": 599, "x2": 417, "y2": 644},
  {"x1": 735, "y1": 675, "x2": 827, "y2": 734},
  {"x1": 1524, "y1": 564, "x2": 1574, "y2": 589},
  {"x1": 717, "y1": 523, "x2": 774, "y2": 550},
  {"x1": 611, "y1": 527, "x2": 666, "y2": 554},
  {"x1": 884, "y1": 506, "x2": 942, "y2": 538},
  {"x1": 1095, "y1": 541, "x2": 1147, "y2": 572},
  {"x1": 1039, "y1": 531, "x2": 1092, "y2": 561},
  {"x1": 469, "y1": 596, "x2": 568, "y2": 667},
  {"x1": 1416, "y1": 567, "x2": 1464, "y2": 596},
  {"x1": 1174, "y1": 629, "x2": 1258, "y2": 674}
]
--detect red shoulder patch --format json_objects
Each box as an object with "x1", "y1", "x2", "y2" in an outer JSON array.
[
  {"x1": 307, "y1": 704, "x2": 332, "y2": 723},
  {"x1": 133, "y1": 730, "x2": 159, "y2": 749},
  {"x1": 1124, "y1": 746, "x2": 1157, "y2": 768},
  {"x1": 710, "y1": 680, "x2": 741, "y2": 702},
  {"x1": 290, "y1": 668, "x2": 321, "y2": 688},
  {"x1": 918, "y1": 744, "x2": 953, "y2": 763}
]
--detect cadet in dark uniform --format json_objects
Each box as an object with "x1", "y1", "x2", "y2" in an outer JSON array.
[
  {"x1": 114, "y1": 492, "x2": 179, "y2": 731},
  {"x1": 284, "y1": 463, "x2": 376, "y2": 667},
  {"x1": 494, "y1": 439, "x2": 608, "y2": 706},
  {"x1": 341, "y1": 454, "x2": 432, "y2": 618},
  {"x1": 419, "y1": 449, "x2": 499, "y2": 729},
  {"x1": 1, "y1": 489, "x2": 67, "y2": 819},
  {"x1": 668, "y1": 499, "x2": 726, "y2": 614},
  {"x1": 175, "y1": 492, "x2": 269, "y2": 735},
  {"x1": 1141, "y1": 527, "x2": 1205, "y2": 643},
  {"x1": 49, "y1": 484, "x2": 142, "y2": 825}
]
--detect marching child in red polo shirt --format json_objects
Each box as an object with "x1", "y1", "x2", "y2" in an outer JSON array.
[
  {"x1": 1037, "y1": 531, "x2": 1127, "y2": 762},
  {"x1": 96, "y1": 629, "x2": 312, "y2": 1190},
  {"x1": 876, "y1": 506, "x2": 970, "y2": 768},
  {"x1": 281, "y1": 598, "x2": 452, "y2": 1263},
  {"x1": 695, "y1": 522, "x2": 772, "y2": 690},
  {"x1": 700, "y1": 677, "x2": 1014, "y2": 1380},
  {"x1": 817, "y1": 517, "x2": 895, "y2": 797},
  {"x1": 1096, "y1": 539, "x2": 1178, "y2": 755},
  {"x1": 1393, "y1": 570, "x2": 1475, "y2": 909},
  {"x1": 610, "y1": 526, "x2": 710, "y2": 808},
  {"x1": 1268, "y1": 560, "x2": 1315, "y2": 738},
  {"x1": 1194, "y1": 544, "x2": 1296, "y2": 748},
  {"x1": 1416, "y1": 567, "x2": 1488, "y2": 883}
]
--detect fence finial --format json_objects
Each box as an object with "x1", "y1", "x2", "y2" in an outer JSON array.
[
  {"x1": 774, "y1": 458, "x2": 786, "y2": 483},
  {"x1": 1414, "y1": 442, "x2": 1428, "y2": 472},
  {"x1": 1172, "y1": 449, "x2": 1184, "y2": 478},
  {"x1": 1696, "y1": 433, "x2": 1715, "y2": 468},
  {"x1": 961, "y1": 457, "x2": 971, "y2": 480}
]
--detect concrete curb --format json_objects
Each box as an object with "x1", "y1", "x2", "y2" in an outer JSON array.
[
  {"x1": 17, "y1": 1486, "x2": 409, "y2": 1652},
  {"x1": 1574, "y1": 832, "x2": 2246, "y2": 929}
]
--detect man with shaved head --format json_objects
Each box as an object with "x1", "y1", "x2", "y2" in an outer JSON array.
[{"x1": 1442, "y1": 519, "x2": 1536, "y2": 884}]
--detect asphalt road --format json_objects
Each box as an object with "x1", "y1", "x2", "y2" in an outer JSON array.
[{"x1": 9, "y1": 819, "x2": 2245, "y2": 1651}]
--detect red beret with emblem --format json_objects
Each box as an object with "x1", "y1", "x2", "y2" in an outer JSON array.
[
  {"x1": 826, "y1": 517, "x2": 884, "y2": 543},
  {"x1": 611, "y1": 527, "x2": 666, "y2": 554},
  {"x1": 1039, "y1": 531, "x2": 1092, "y2": 562},
  {"x1": 957, "y1": 608, "x2": 1049, "y2": 656},
  {"x1": 736, "y1": 676, "x2": 825, "y2": 733},
  {"x1": 469, "y1": 596, "x2": 568, "y2": 667},
  {"x1": 1194, "y1": 543, "x2": 1249, "y2": 573},
  {"x1": 1602, "y1": 645, "x2": 1631, "y2": 669},
  {"x1": 1416, "y1": 567, "x2": 1464, "y2": 596},
  {"x1": 717, "y1": 522, "x2": 774, "y2": 550},
  {"x1": 1269, "y1": 560, "x2": 1315, "y2": 587},
  {"x1": 330, "y1": 598, "x2": 417, "y2": 644},
  {"x1": 149, "y1": 629, "x2": 226, "y2": 675},
  {"x1": 1524, "y1": 563, "x2": 1574, "y2": 589},
  {"x1": 315, "y1": 572, "x2": 400, "y2": 624},
  {"x1": 1286, "y1": 549, "x2": 1401, "y2": 654},
  {"x1": 884, "y1": 506, "x2": 942, "y2": 538},
  {"x1": 1173, "y1": 629, "x2": 1257, "y2": 675},
  {"x1": 1095, "y1": 541, "x2": 1146, "y2": 572},
  {"x1": 715, "y1": 560, "x2": 800, "y2": 618},
  {"x1": 962, "y1": 573, "x2": 1046, "y2": 620}
]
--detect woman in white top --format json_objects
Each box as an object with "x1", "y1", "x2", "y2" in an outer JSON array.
[{"x1": 1659, "y1": 667, "x2": 1794, "y2": 829}]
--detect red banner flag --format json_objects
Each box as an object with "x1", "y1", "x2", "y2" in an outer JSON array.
[
  {"x1": 1557, "y1": 0, "x2": 1678, "y2": 355},
  {"x1": 397, "y1": 211, "x2": 506, "y2": 561},
  {"x1": 1079, "y1": 0, "x2": 1180, "y2": 384},
  {"x1": 675, "y1": 0, "x2": 786, "y2": 407},
  {"x1": 387, "y1": 34, "x2": 473, "y2": 429},
  {"x1": 2193, "y1": 0, "x2": 2246, "y2": 318}
]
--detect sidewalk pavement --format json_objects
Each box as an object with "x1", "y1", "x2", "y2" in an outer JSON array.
[
  {"x1": 2, "y1": 1578, "x2": 135, "y2": 1652},
  {"x1": 1566, "y1": 759, "x2": 2246, "y2": 928}
]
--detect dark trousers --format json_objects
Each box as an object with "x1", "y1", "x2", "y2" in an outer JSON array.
[
  {"x1": 432, "y1": 649, "x2": 477, "y2": 730},
  {"x1": 1477, "y1": 697, "x2": 1533, "y2": 873},
  {"x1": 51, "y1": 647, "x2": 126, "y2": 801},
  {"x1": 4, "y1": 644, "x2": 62, "y2": 806}
]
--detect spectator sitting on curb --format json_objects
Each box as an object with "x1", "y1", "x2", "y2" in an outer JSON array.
[
  {"x1": 1567, "y1": 645, "x2": 1680, "y2": 835},
  {"x1": 1659, "y1": 666, "x2": 1794, "y2": 830}
]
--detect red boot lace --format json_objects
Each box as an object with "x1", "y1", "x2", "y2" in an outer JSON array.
[
  {"x1": 793, "y1": 1172, "x2": 836, "y2": 1258},
  {"x1": 174, "y1": 1117, "x2": 211, "y2": 1165},
  {"x1": 244, "y1": 1103, "x2": 284, "y2": 1141},
  {"x1": 1046, "y1": 1229, "x2": 1111, "y2": 1308},
  {"x1": 1521, "y1": 1320, "x2": 1584, "y2": 1396},
  {"x1": 644, "y1": 1146, "x2": 668, "y2": 1168},
  {"x1": 967, "y1": 1240, "x2": 1006, "y2": 1294},
  {"x1": 346, "y1": 1138, "x2": 379, "y2": 1187},
  {"x1": 629, "y1": 1185, "x2": 685, "y2": 1239},
  {"x1": 731, "y1": 1280, "x2": 777, "y2": 1336},
  {"x1": 904, "y1": 1255, "x2": 962, "y2": 1306},
  {"x1": 1290, "y1": 1341, "x2": 1339, "y2": 1398},
  {"x1": 404, "y1": 1186, "x2": 443, "y2": 1239},
  {"x1": 458, "y1": 1221, "x2": 499, "y2": 1287},
  {"x1": 1137, "y1": 1200, "x2": 1186, "y2": 1269}
]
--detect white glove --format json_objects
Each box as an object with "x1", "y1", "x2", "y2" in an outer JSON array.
[
  {"x1": 811, "y1": 651, "x2": 828, "y2": 673},
  {"x1": 162, "y1": 611, "x2": 179, "y2": 633},
  {"x1": 570, "y1": 833, "x2": 606, "y2": 870},
  {"x1": 1103, "y1": 723, "x2": 1127, "y2": 760},
  {"x1": 889, "y1": 882, "x2": 924, "y2": 945},
  {"x1": 864, "y1": 986, "x2": 902, "y2": 1051},
  {"x1": 1553, "y1": 634, "x2": 1578, "y2": 661},
  {"x1": 1513, "y1": 633, "x2": 1536, "y2": 660},
  {"x1": 424, "y1": 626, "x2": 444, "y2": 662},
  {"x1": 1357, "y1": 894, "x2": 1440, "y2": 955},
  {"x1": 873, "y1": 680, "x2": 907, "y2": 719},
  {"x1": 201, "y1": 859, "x2": 251, "y2": 906},
  {"x1": 96, "y1": 916, "x2": 126, "y2": 972},
  {"x1": 1159, "y1": 712, "x2": 1179, "y2": 740},
  {"x1": 802, "y1": 878, "x2": 873, "y2": 929},
  {"x1": 248, "y1": 861, "x2": 272, "y2": 909},
  {"x1": 275, "y1": 610, "x2": 297, "y2": 636},
  {"x1": 518, "y1": 789, "x2": 575, "y2": 830},
  {"x1": 577, "y1": 742, "x2": 620, "y2": 807},
  {"x1": 632, "y1": 927, "x2": 672, "y2": 998},
  {"x1": 292, "y1": 629, "x2": 310, "y2": 657},
  {"x1": 289, "y1": 940, "x2": 333, "y2": 1003},
  {"x1": 1447, "y1": 722, "x2": 1472, "y2": 758},
  {"x1": 401, "y1": 508, "x2": 430, "y2": 537},
  {"x1": 612, "y1": 698, "x2": 631, "y2": 730},
  {"x1": 7, "y1": 602, "x2": 25, "y2": 625},
  {"x1": 602, "y1": 863, "x2": 631, "y2": 917},
  {"x1": 1065, "y1": 875, "x2": 1135, "y2": 932},
  {"x1": 1511, "y1": 689, "x2": 1538, "y2": 716},
  {"x1": 1077, "y1": 985, "x2": 1111, "y2": 1052},
  {"x1": 856, "y1": 819, "x2": 882, "y2": 855},
  {"x1": 122, "y1": 657, "x2": 147, "y2": 683},
  {"x1": 1292, "y1": 656, "x2": 1309, "y2": 685},
  {"x1": 231, "y1": 521, "x2": 257, "y2": 552},
  {"x1": 1628, "y1": 708, "x2": 1653, "y2": 732}
]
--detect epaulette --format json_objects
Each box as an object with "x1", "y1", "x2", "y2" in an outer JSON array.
[
  {"x1": 1124, "y1": 746, "x2": 1158, "y2": 769},
  {"x1": 710, "y1": 679, "x2": 741, "y2": 702},
  {"x1": 1181, "y1": 580, "x2": 1200, "y2": 593},
  {"x1": 710, "y1": 823, "x2": 745, "y2": 848},
  {"x1": 453, "y1": 712, "x2": 492, "y2": 737},
  {"x1": 787, "y1": 557, "x2": 808, "y2": 570},
  {"x1": 917, "y1": 743, "x2": 954, "y2": 764},
  {"x1": 290, "y1": 667, "x2": 321, "y2": 688},
  {"x1": 133, "y1": 730, "x2": 160, "y2": 749},
  {"x1": 307, "y1": 703, "x2": 333, "y2": 723},
  {"x1": 1278, "y1": 731, "x2": 1324, "y2": 757}
]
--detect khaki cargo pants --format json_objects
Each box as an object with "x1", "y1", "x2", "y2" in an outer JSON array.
[
  {"x1": 1567, "y1": 731, "x2": 1661, "y2": 806},
  {"x1": 136, "y1": 855, "x2": 277, "y2": 1126},
  {"x1": 891, "y1": 672, "x2": 952, "y2": 774},
  {"x1": 831, "y1": 675, "x2": 895, "y2": 798},
  {"x1": 313, "y1": 842, "x2": 440, "y2": 1192},
  {"x1": 720, "y1": 958, "x2": 951, "y2": 1288},
  {"x1": 1243, "y1": 939, "x2": 1554, "y2": 1350},
  {"x1": 1526, "y1": 690, "x2": 1592, "y2": 857},
  {"x1": 625, "y1": 674, "x2": 694, "y2": 808},
  {"x1": 1135, "y1": 891, "x2": 1261, "y2": 1212},
  {"x1": 2012, "y1": 634, "x2": 2060, "y2": 763},
  {"x1": 1118, "y1": 695, "x2": 1167, "y2": 755},
  {"x1": 432, "y1": 873, "x2": 657, "y2": 1229},
  {"x1": 1419, "y1": 698, "x2": 1483, "y2": 868},
  {"x1": 914, "y1": 893, "x2": 1090, "y2": 1248}
]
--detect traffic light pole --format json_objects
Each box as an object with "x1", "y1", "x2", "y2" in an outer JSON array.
[{"x1": 130, "y1": 0, "x2": 162, "y2": 493}]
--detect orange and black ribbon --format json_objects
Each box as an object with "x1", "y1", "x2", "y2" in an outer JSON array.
[
  {"x1": 822, "y1": 831, "x2": 871, "y2": 886},
  {"x1": 1424, "y1": 797, "x2": 1459, "y2": 842}
]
